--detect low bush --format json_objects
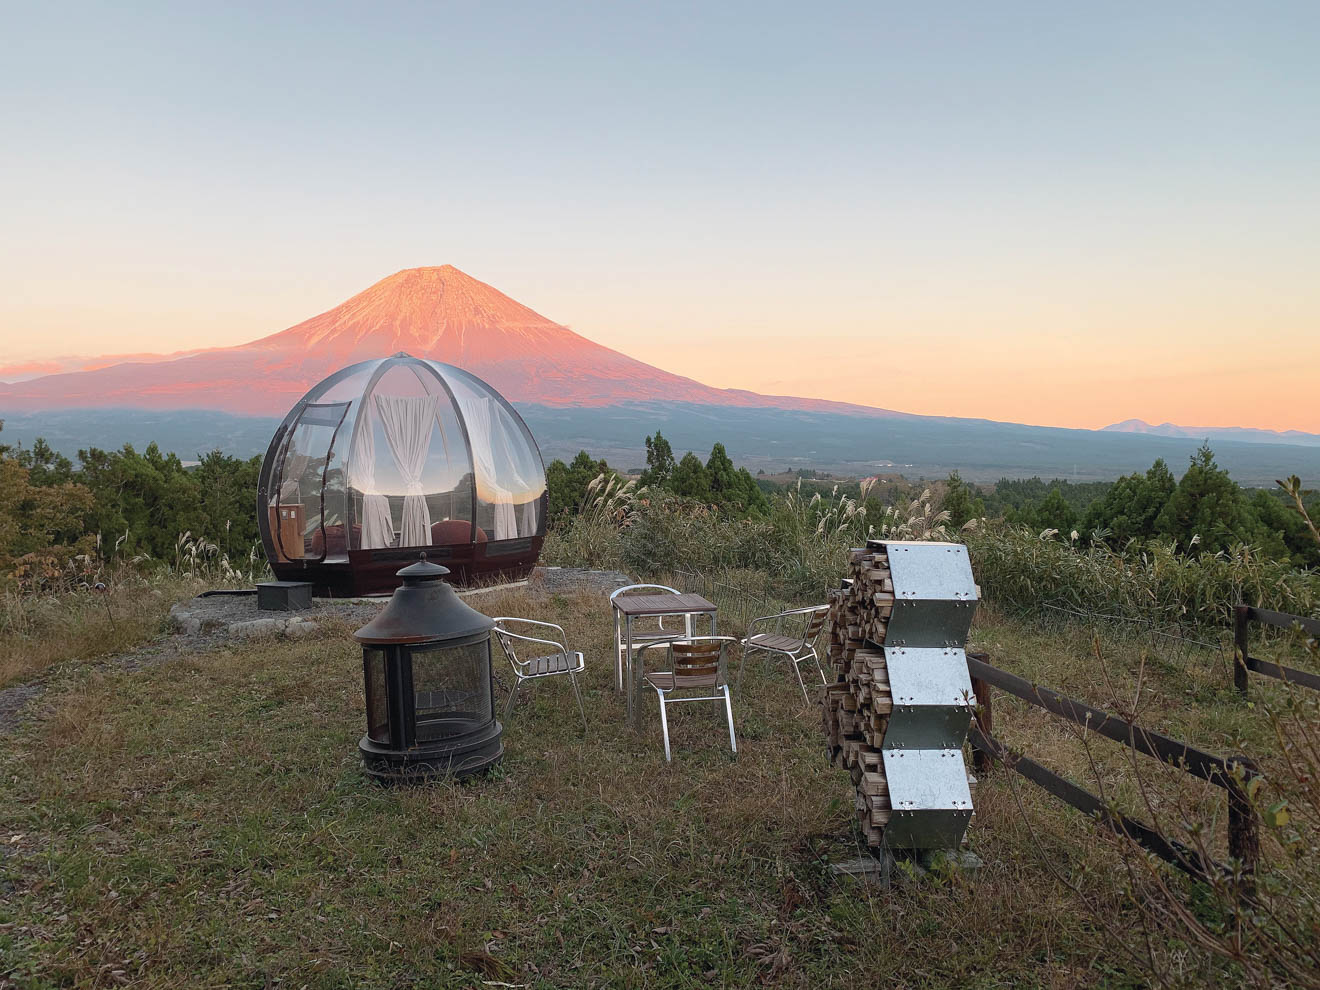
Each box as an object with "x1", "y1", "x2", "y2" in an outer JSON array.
[{"x1": 965, "y1": 525, "x2": 1320, "y2": 629}]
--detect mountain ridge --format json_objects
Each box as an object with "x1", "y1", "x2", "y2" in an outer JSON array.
[
  {"x1": 1103, "y1": 418, "x2": 1320, "y2": 448},
  {"x1": 0, "y1": 266, "x2": 903, "y2": 419},
  {"x1": 2, "y1": 267, "x2": 1313, "y2": 453}
]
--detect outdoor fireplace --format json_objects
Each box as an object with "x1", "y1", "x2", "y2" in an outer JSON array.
[{"x1": 353, "y1": 556, "x2": 503, "y2": 781}]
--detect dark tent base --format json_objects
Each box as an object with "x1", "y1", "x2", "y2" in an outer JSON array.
[{"x1": 268, "y1": 535, "x2": 543, "y2": 597}]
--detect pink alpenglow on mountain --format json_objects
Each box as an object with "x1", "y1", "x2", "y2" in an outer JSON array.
[{"x1": 0, "y1": 266, "x2": 897, "y2": 418}]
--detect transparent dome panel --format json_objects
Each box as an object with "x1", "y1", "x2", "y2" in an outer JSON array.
[
  {"x1": 346, "y1": 361, "x2": 474, "y2": 550},
  {"x1": 440, "y1": 366, "x2": 546, "y2": 541},
  {"x1": 270, "y1": 401, "x2": 350, "y2": 562},
  {"x1": 311, "y1": 361, "x2": 383, "y2": 404}
]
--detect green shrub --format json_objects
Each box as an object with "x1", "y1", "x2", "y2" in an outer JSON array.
[{"x1": 965, "y1": 523, "x2": 1320, "y2": 628}]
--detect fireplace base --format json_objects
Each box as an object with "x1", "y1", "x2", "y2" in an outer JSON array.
[{"x1": 359, "y1": 719, "x2": 504, "y2": 782}]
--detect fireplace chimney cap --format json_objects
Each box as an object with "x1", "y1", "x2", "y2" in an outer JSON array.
[
  {"x1": 396, "y1": 554, "x2": 450, "y2": 583},
  {"x1": 353, "y1": 553, "x2": 494, "y2": 646}
]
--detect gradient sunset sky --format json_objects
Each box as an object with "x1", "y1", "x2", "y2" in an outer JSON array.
[{"x1": 2, "y1": 3, "x2": 1317, "y2": 431}]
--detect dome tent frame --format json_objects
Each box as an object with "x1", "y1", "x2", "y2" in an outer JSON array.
[{"x1": 257, "y1": 353, "x2": 547, "y2": 597}]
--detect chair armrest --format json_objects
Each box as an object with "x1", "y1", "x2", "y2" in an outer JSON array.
[
  {"x1": 777, "y1": 605, "x2": 829, "y2": 617},
  {"x1": 494, "y1": 617, "x2": 567, "y2": 649},
  {"x1": 633, "y1": 637, "x2": 683, "y2": 661},
  {"x1": 495, "y1": 629, "x2": 569, "y2": 654}
]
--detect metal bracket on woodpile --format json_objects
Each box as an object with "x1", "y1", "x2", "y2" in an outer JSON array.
[{"x1": 822, "y1": 540, "x2": 980, "y2": 852}]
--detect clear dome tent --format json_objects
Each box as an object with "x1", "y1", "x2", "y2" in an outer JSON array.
[{"x1": 257, "y1": 354, "x2": 547, "y2": 596}]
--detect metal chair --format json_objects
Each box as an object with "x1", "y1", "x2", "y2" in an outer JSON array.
[
  {"x1": 635, "y1": 636, "x2": 738, "y2": 762},
  {"x1": 610, "y1": 583, "x2": 694, "y2": 692},
  {"x1": 492, "y1": 617, "x2": 587, "y2": 729},
  {"x1": 737, "y1": 605, "x2": 830, "y2": 704}
]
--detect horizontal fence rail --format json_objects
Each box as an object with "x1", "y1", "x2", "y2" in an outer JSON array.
[
  {"x1": 966, "y1": 651, "x2": 1259, "y2": 885},
  {"x1": 967, "y1": 726, "x2": 1208, "y2": 875},
  {"x1": 1234, "y1": 605, "x2": 1320, "y2": 697}
]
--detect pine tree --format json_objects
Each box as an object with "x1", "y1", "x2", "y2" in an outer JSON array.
[
  {"x1": 1083, "y1": 458, "x2": 1175, "y2": 544},
  {"x1": 941, "y1": 471, "x2": 985, "y2": 528},
  {"x1": 641, "y1": 432, "x2": 675, "y2": 488},
  {"x1": 1155, "y1": 445, "x2": 1254, "y2": 553},
  {"x1": 671, "y1": 452, "x2": 711, "y2": 500}
]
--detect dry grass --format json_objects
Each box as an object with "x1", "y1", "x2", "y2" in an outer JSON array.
[
  {"x1": 0, "y1": 586, "x2": 1305, "y2": 987},
  {"x1": 0, "y1": 575, "x2": 202, "y2": 689}
]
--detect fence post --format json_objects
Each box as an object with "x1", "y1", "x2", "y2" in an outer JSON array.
[
  {"x1": 971, "y1": 676, "x2": 994, "y2": 774},
  {"x1": 1226, "y1": 754, "x2": 1260, "y2": 896},
  {"x1": 1233, "y1": 606, "x2": 1251, "y2": 698}
]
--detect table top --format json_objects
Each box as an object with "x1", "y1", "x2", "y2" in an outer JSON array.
[{"x1": 612, "y1": 593, "x2": 717, "y2": 617}]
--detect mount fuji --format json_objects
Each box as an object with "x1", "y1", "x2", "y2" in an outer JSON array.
[
  {"x1": 2, "y1": 266, "x2": 1318, "y2": 486},
  {"x1": 0, "y1": 265, "x2": 898, "y2": 419}
]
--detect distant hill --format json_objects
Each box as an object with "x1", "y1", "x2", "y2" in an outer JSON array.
[
  {"x1": 1103, "y1": 419, "x2": 1320, "y2": 448},
  {"x1": 2, "y1": 265, "x2": 1316, "y2": 485},
  {"x1": 4, "y1": 404, "x2": 1319, "y2": 488}
]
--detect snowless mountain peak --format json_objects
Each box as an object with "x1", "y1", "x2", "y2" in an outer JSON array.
[{"x1": 0, "y1": 266, "x2": 900, "y2": 419}]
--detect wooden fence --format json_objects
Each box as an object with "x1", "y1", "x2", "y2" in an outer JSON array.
[
  {"x1": 1233, "y1": 606, "x2": 1320, "y2": 698},
  {"x1": 967, "y1": 652, "x2": 1260, "y2": 887}
]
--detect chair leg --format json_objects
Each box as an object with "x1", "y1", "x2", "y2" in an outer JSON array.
[
  {"x1": 810, "y1": 647, "x2": 828, "y2": 686},
  {"x1": 569, "y1": 670, "x2": 587, "y2": 731},
  {"x1": 723, "y1": 686, "x2": 737, "y2": 756},
  {"x1": 791, "y1": 655, "x2": 810, "y2": 706},
  {"x1": 503, "y1": 676, "x2": 523, "y2": 722},
  {"x1": 614, "y1": 621, "x2": 623, "y2": 692},
  {"x1": 656, "y1": 689, "x2": 672, "y2": 762}
]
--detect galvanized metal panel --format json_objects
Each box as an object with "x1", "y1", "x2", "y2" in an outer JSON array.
[
  {"x1": 882, "y1": 748, "x2": 975, "y2": 849},
  {"x1": 883, "y1": 542, "x2": 978, "y2": 602},
  {"x1": 884, "y1": 647, "x2": 974, "y2": 707},
  {"x1": 876, "y1": 541, "x2": 978, "y2": 648},
  {"x1": 882, "y1": 647, "x2": 973, "y2": 749},
  {"x1": 883, "y1": 599, "x2": 976, "y2": 649}
]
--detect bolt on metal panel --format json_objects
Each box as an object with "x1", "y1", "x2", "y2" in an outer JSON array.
[
  {"x1": 882, "y1": 646, "x2": 974, "y2": 750},
  {"x1": 882, "y1": 748, "x2": 975, "y2": 849}
]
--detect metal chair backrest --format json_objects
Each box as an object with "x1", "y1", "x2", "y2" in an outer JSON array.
[
  {"x1": 492, "y1": 624, "x2": 526, "y2": 672},
  {"x1": 611, "y1": 583, "x2": 680, "y2": 601},
  {"x1": 611, "y1": 584, "x2": 689, "y2": 635},
  {"x1": 803, "y1": 605, "x2": 829, "y2": 643},
  {"x1": 667, "y1": 636, "x2": 736, "y2": 684},
  {"x1": 492, "y1": 617, "x2": 565, "y2": 674}
]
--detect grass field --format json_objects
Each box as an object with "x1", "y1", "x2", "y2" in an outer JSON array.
[{"x1": 1, "y1": 582, "x2": 1315, "y2": 988}]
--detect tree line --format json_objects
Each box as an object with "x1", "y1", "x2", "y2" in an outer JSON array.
[
  {"x1": 3, "y1": 416, "x2": 1315, "y2": 589},
  {"x1": 942, "y1": 445, "x2": 1319, "y2": 568},
  {"x1": 0, "y1": 423, "x2": 261, "y2": 581},
  {"x1": 545, "y1": 432, "x2": 769, "y2": 520}
]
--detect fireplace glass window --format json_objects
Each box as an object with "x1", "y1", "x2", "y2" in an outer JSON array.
[
  {"x1": 364, "y1": 647, "x2": 389, "y2": 744},
  {"x1": 410, "y1": 640, "x2": 493, "y2": 743}
]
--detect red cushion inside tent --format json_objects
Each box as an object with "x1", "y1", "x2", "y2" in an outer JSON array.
[
  {"x1": 310, "y1": 523, "x2": 361, "y2": 557},
  {"x1": 431, "y1": 519, "x2": 487, "y2": 545}
]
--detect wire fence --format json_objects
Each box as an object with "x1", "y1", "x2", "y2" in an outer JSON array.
[{"x1": 664, "y1": 567, "x2": 816, "y2": 639}]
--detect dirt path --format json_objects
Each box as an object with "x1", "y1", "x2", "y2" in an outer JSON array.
[{"x1": 0, "y1": 628, "x2": 232, "y2": 737}]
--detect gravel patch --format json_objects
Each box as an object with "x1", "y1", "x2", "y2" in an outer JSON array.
[
  {"x1": 167, "y1": 592, "x2": 383, "y2": 639},
  {"x1": 528, "y1": 567, "x2": 633, "y2": 595}
]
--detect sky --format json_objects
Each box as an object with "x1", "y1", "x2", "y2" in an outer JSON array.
[{"x1": 1, "y1": 1, "x2": 1318, "y2": 431}]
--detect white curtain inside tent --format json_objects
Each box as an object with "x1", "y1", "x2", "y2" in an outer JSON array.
[
  {"x1": 348, "y1": 400, "x2": 394, "y2": 549},
  {"x1": 490, "y1": 407, "x2": 540, "y2": 537},
  {"x1": 375, "y1": 394, "x2": 440, "y2": 547},
  {"x1": 462, "y1": 397, "x2": 517, "y2": 540}
]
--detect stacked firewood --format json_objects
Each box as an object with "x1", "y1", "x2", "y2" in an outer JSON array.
[
  {"x1": 821, "y1": 544, "x2": 975, "y2": 848},
  {"x1": 821, "y1": 545, "x2": 896, "y2": 846}
]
